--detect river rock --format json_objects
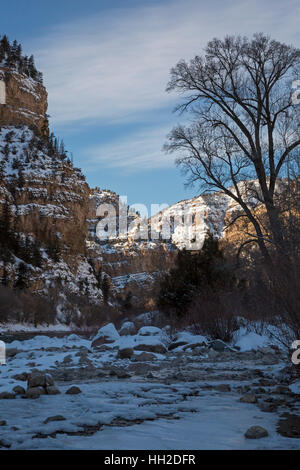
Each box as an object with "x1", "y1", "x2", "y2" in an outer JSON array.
[
  {"x1": 66, "y1": 386, "x2": 82, "y2": 395},
  {"x1": 119, "y1": 322, "x2": 136, "y2": 336},
  {"x1": 245, "y1": 426, "x2": 268, "y2": 439},
  {"x1": 240, "y1": 394, "x2": 258, "y2": 404}
]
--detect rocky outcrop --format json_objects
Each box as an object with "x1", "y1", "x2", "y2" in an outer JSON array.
[
  {"x1": 0, "y1": 67, "x2": 48, "y2": 136},
  {"x1": 0, "y1": 125, "x2": 102, "y2": 301}
]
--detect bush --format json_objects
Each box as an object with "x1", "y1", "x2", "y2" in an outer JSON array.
[{"x1": 188, "y1": 292, "x2": 238, "y2": 342}]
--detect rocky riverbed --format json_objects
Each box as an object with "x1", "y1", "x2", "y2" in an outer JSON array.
[{"x1": 0, "y1": 323, "x2": 299, "y2": 449}]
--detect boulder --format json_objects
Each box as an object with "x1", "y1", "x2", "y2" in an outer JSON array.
[
  {"x1": 120, "y1": 322, "x2": 136, "y2": 336},
  {"x1": 210, "y1": 340, "x2": 228, "y2": 352},
  {"x1": 260, "y1": 402, "x2": 277, "y2": 413},
  {"x1": 168, "y1": 341, "x2": 188, "y2": 351},
  {"x1": 44, "y1": 415, "x2": 66, "y2": 424},
  {"x1": 45, "y1": 373, "x2": 54, "y2": 386},
  {"x1": 109, "y1": 368, "x2": 131, "y2": 379},
  {"x1": 215, "y1": 384, "x2": 231, "y2": 392},
  {"x1": 245, "y1": 426, "x2": 268, "y2": 439},
  {"x1": 13, "y1": 385, "x2": 26, "y2": 395},
  {"x1": 275, "y1": 385, "x2": 290, "y2": 395},
  {"x1": 137, "y1": 326, "x2": 163, "y2": 337},
  {"x1": 262, "y1": 355, "x2": 279, "y2": 365},
  {"x1": 134, "y1": 343, "x2": 167, "y2": 354},
  {"x1": 66, "y1": 386, "x2": 82, "y2": 395},
  {"x1": 94, "y1": 344, "x2": 118, "y2": 352},
  {"x1": 91, "y1": 323, "x2": 120, "y2": 349},
  {"x1": 62, "y1": 354, "x2": 73, "y2": 364},
  {"x1": 12, "y1": 372, "x2": 28, "y2": 382},
  {"x1": 118, "y1": 347, "x2": 134, "y2": 359},
  {"x1": 25, "y1": 387, "x2": 44, "y2": 399},
  {"x1": 277, "y1": 413, "x2": 300, "y2": 438},
  {"x1": 0, "y1": 392, "x2": 15, "y2": 399},
  {"x1": 0, "y1": 439, "x2": 11, "y2": 449},
  {"x1": 208, "y1": 349, "x2": 219, "y2": 359},
  {"x1": 133, "y1": 352, "x2": 157, "y2": 362},
  {"x1": 46, "y1": 386, "x2": 61, "y2": 395},
  {"x1": 27, "y1": 371, "x2": 46, "y2": 388},
  {"x1": 240, "y1": 394, "x2": 258, "y2": 404},
  {"x1": 26, "y1": 372, "x2": 58, "y2": 397},
  {"x1": 6, "y1": 348, "x2": 19, "y2": 358}
]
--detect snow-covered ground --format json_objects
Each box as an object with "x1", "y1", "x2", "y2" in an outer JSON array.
[{"x1": 0, "y1": 325, "x2": 299, "y2": 450}]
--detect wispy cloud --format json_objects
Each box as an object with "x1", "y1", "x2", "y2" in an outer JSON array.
[
  {"x1": 84, "y1": 125, "x2": 175, "y2": 172},
  {"x1": 30, "y1": 0, "x2": 300, "y2": 127},
  {"x1": 26, "y1": 0, "x2": 300, "y2": 171}
]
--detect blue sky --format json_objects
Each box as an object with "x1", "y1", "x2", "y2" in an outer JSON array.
[{"x1": 1, "y1": 0, "x2": 300, "y2": 210}]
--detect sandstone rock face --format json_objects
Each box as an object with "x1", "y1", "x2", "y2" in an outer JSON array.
[
  {"x1": 0, "y1": 68, "x2": 48, "y2": 136},
  {"x1": 0, "y1": 126, "x2": 103, "y2": 301},
  {"x1": 86, "y1": 189, "x2": 177, "y2": 309}
]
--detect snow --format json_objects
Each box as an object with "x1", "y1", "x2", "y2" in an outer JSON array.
[
  {"x1": 7, "y1": 334, "x2": 90, "y2": 352},
  {"x1": 173, "y1": 331, "x2": 208, "y2": 347},
  {"x1": 0, "y1": 328, "x2": 299, "y2": 450},
  {"x1": 233, "y1": 329, "x2": 272, "y2": 352},
  {"x1": 119, "y1": 321, "x2": 136, "y2": 335},
  {"x1": 93, "y1": 323, "x2": 120, "y2": 342},
  {"x1": 1, "y1": 382, "x2": 298, "y2": 450},
  {"x1": 0, "y1": 323, "x2": 73, "y2": 333},
  {"x1": 289, "y1": 380, "x2": 300, "y2": 394}
]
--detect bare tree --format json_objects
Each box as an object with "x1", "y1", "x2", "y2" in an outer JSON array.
[{"x1": 165, "y1": 33, "x2": 300, "y2": 265}]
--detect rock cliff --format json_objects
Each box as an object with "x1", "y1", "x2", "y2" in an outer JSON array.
[{"x1": 0, "y1": 68, "x2": 48, "y2": 136}]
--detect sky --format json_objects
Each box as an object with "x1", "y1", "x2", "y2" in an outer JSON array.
[{"x1": 1, "y1": 0, "x2": 300, "y2": 211}]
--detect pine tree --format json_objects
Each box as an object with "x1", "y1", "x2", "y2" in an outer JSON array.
[
  {"x1": 0, "y1": 35, "x2": 42, "y2": 82},
  {"x1": 14, "y1": 262, "x2": 28, "y2": 289},
  {"x1": 101, "y1": 275, "x2": 110, "y2": 304},
  {"x1": 1, "y1": 264, "x2": 9, "y2": 286},
  {"x1": 158, "y1": 233, "x2": 232, "y2": 316},
  {"x1": 122, "y1": 291, "x2": 133, "y2": 312}
]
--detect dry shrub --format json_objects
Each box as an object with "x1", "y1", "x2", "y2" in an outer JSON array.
[
  {"x1": 188, "y1": 292, "x2": 239, "y2": 342},
  {"x1": 0, "y1": 286, "x2": 56, "y2": 325},
  {"x1": 65, "y1": 292, "x2": 122, "y2": 328}
]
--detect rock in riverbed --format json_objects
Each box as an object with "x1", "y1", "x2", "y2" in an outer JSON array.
[
  {"x1": 25, "y1": 372, "x2": 60, "y2": 398},
  {"x1": 66, "y1": 386, "x2": 82, "y2": 395},
  {"x1": 245, "y1": 426, "x2": 268, "y2": 439}
]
